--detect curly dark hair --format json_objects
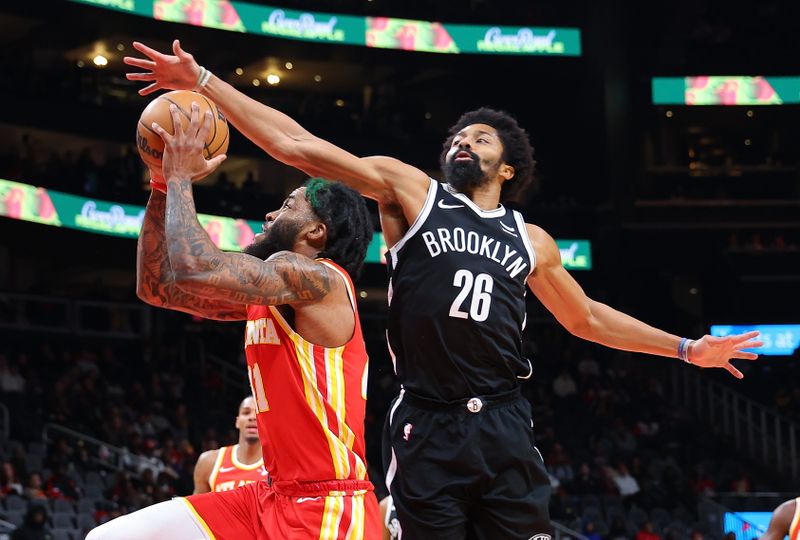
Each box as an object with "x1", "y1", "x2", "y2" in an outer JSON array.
[
  {"x1": 439, "y1": 107, "x2": 536, "y2": 203},
  {"x1": 304, "y1": 178, "x2": 373, "y2": 279}
]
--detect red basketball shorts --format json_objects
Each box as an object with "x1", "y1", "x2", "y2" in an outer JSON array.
[{"x1": 184, "y1": 479, "x2": 381, "y2": 540}]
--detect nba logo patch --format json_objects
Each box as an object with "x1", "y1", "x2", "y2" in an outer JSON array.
[{"x1": 403, "y1": 423, "x2": 413, "y2": 441}]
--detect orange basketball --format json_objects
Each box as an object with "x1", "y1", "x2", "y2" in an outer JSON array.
[{"x1": 136, "y1": 90, "x2": 229, "y2": 172}]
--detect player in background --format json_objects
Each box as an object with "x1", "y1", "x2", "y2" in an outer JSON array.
[{"x1": 193, "y1": 396, "x2": 267, "y2": 494}]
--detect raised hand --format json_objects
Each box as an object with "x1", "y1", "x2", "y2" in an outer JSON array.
[
  {"x1": 124, "y1": 39, "x2": 201, "y2": 96},
  {"x1": 689, "y1": 330, "x2": 763, "y2": 379},
  {"x1": 151, "y1": 102, "x2": 227, "y2": 183}
]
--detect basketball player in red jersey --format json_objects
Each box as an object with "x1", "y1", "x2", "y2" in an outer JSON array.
[
  {"x1": 87, "y1": 106, "x2": 379, "y2": 538},
  {"x1": 194, "y1": 396, "x2": 267, "y2": 494},
  {"x1": 761, "y1": 497, "x2": 799, "y2": 540}
]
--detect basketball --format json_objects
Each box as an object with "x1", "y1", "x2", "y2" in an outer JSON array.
[{"x1": 136, "y1": 90, "x2": 229, "y2": 172}]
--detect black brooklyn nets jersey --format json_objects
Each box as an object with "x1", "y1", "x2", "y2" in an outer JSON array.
[{"x1": 386, "y1": 179, "x2": 536, "y2": 401}]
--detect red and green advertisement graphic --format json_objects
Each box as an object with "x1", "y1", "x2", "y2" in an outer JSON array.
[
  {"x1": 687, "y1": 76, "x2": 781, "y2": 105},
  {"x1": 367, "y1": 17, "x2": 458, "y2": 53},
  {"x1": 154, "y1": 0, "x2": 245, "y2": 32},
  {"x1": 652, "y1": 76, "x2": 800, "y2": 105},
  {"x1": 68, "y1": 0, "x2": 581, "y2": 56},
  {"x1": 0, "y1": 179, "x2": 591, "y2": 268},
  {"x1": 0, "y1": 179, "x2": 60, "y2": 226},
  {"x1": 198, "y1": 214, "x2": 255, "y2": 252}
]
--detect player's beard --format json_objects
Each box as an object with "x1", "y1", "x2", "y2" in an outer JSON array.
[
  {"x1": 244, "y1": 219, "x2": 301, "y2": 260},
  {"x1": 443, "y1": 151, "x2": 493, "y2": 192},
  {"x1": 244, "y1": 434, "x2": 260, "y2": 445}
]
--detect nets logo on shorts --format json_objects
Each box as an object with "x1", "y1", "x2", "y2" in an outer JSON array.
[{"x1": 528, "y1": 535, "x2": 551, "y2": 540}]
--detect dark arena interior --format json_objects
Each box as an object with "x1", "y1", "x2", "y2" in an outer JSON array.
[{"x1": 0, "y1": 1, "x2": 798, "y2": 539}]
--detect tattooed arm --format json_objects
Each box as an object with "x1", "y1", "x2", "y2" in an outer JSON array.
[
  {"x1": 165, "y1": 178, "x2": 333, "y2": 305},
  {"x1": 136, "y1": 189, "x2": 247, "y2": 320}
]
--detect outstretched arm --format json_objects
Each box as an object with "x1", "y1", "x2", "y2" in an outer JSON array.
[
  {"x1": 525, "y1": 224, "x2": 762, "y2": 378},
  {"x1": 124, "y1": 40, "x2": 429, "y2": 220},
  {"x1": 136, "y1": 186, "x2": 246, "y2": 321}
]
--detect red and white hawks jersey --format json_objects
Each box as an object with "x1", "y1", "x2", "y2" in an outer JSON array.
[
  {"x1": 790, "y1": 497, "x2": 800, "y2": 540},
  {"x1": 208, "y1": 444, "x2": 267, "y2": 492},
  {"x1": 244, "y1": 260, "x2": 370, "y2": 484}
]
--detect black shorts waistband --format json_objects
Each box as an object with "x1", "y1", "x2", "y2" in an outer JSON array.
[{"x1": 401, "y1": 387, "x2": 522, "y2": 413}]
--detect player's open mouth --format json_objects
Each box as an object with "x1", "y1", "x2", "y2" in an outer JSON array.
[{"x1": 455, "y1": 151, "x2": 473, "y2": 161}]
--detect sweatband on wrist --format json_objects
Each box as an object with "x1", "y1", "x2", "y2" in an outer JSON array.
[
  {"x1": 678, "y1": 337, "x2": 692, "y2": 364},
  {"x1": 150, "y1": 179, "x2": 167, "y2": 193},
  {"x1": 195, "y1": 66, "x2": 212, "y2": 90}
]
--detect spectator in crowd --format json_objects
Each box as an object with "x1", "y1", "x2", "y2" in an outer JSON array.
[
  {"x1": 636, "y1": 521, "x2": 662, "y2": 540},
  {"x1": 552, "y1": 368, "x2": 577, "y2": 399},
  {"x1": 24, "y1": 472, "x2": 48, "y2": 500},
  {"x1": 11, "y1": 504, "x2": 51, "y2": 540},
  {"x1": 1, "y1": 461, "x2": 24, "y2": 495}
]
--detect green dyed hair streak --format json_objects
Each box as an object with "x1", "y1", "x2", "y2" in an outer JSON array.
[{"x1": 304, "y1": 177, "x2": 330, "y2": 212}]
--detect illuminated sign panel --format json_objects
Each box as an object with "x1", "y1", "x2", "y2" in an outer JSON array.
[
  {"x1": 69, "y1": 0, "x2": 581, "y2": 56},
  {"x1": 2, "y1": 179, "x2": 593, "y2": 269},
  {"x1": 711, "y1": 324, "x2": 800, "y2": 356},
  {"x1": 653, "y1": 76, "x2": 800, "y2": 105}
]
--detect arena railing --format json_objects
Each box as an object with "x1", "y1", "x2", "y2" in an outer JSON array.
[
  {"x1": 698, "y1": 496, "x2": 766, "y2": 540},
  {"x1": 0, "y1": 292, "x2": 150, "y2": 339},
  {"x1": 42, "y1": 423, "x2": 173, "y2": 480},
  {"x1": 0, "y1": 402, "x2": 8, "y2": 441},
  {"x1": 670, "y1": 366, "x2": 799, "y2": 480},
  {"x1": 551, "y1": 520, "x2": 589, "y2": 540}
]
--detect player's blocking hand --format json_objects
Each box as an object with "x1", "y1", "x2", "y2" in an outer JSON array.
[
  {"x1": 688, "y1": 330, "x2": 763, "y2": 379},
  {"x1": 151, "y1": 102, "x2": 227, "y2": 184},
  {"x1": 124, "y1": 39, "x2": 200, "y2": 96}
]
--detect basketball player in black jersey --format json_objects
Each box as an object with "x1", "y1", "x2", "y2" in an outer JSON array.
[{"x1": 126, "y1": 40, "x2": 765, "y2": 540}]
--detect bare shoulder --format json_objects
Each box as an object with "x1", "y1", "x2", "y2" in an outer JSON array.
[
  {"x1": 525, "y1": 223, "x2": 561, "y2": 269},
  {"x1": 763, "y1": 498, "x2": 797, "y2": 540},
  {"x1": 265, "y1": 251, "x2": 342, "y2": 304},
  {"x1": 364, "y1": 155, "x2": 432, "y2": 227},
  {"x1": 195, "y1": 448, "x2": 219, "y2": 468}
]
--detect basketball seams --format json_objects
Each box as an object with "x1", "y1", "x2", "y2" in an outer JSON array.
[
  {"x1": 198, "y1": 94, "x2": 218, "y2": 158},
  {"x1": 138, "y1": 120, "x2": 160, "y2": 137},
  {"x1": 137, "y1": 91, "x2": 228, "y2": 167},
  {"x1": 207, "y1": 128, "x2": 229, "y2": 159}
]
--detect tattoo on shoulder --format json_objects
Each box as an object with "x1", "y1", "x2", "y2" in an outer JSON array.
[{"x1": 272, "y1": 252, "x2": 333, "y2": 302}]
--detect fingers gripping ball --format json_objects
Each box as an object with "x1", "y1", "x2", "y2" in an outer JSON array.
[{"x1": 136, "y1": 90, "x2": 229, "y2": 171}]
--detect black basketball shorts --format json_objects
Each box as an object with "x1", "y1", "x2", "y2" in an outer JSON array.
[{"x1": 382, "y1": 387, "x2": 552, "y2": 540}]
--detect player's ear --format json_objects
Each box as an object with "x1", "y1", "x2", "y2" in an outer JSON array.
[
  {"x1": 500, "y1": 163, "x2": 515, "y2": 181},
  {"x1": 306, "y1": 221, "x2": 327, "y2": 249}
]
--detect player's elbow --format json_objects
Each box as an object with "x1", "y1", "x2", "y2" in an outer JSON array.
[
  {"x1": 564, "y1": 310, "x2": 595, "y2": 340},
  {"x1": 171, "y1": 267, "x2": 207, "y2": 293},
  {"x1": 135, "y1": 279, "x2": 164, "y2": 308},
  {"x1": 169, "y1": 253, "x2": 206, "y2": 283}
]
